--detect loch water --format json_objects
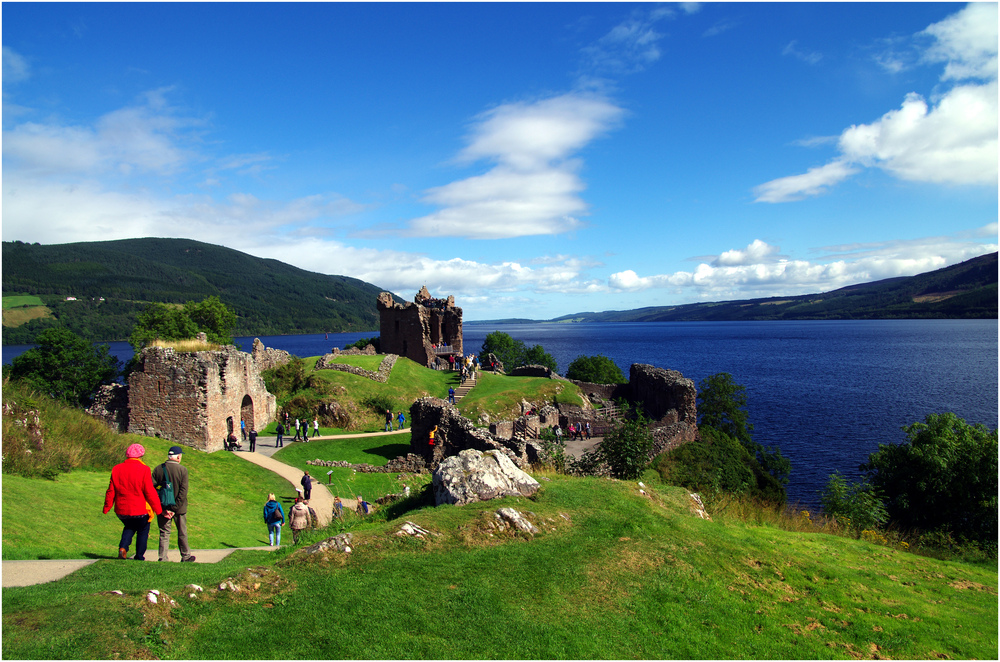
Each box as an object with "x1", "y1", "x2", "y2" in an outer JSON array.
[{"x1": 4, "y1": 319, "x2": 996, "y2": 507}]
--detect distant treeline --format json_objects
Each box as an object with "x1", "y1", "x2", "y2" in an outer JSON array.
[{"x1": 2, "y1": 238, "x2": 384, "y2": 344}]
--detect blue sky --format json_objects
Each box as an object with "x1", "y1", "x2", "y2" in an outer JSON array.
[{"x1": 3, "y1": 2, "x2": 996, "y2": 320}]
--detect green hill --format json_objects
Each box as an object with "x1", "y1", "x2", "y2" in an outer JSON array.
[
  {"x1": 550, "y1": 252, "x2": 998, "y2": 323},
  {"x1": 2, "y1": 362, "x2": 996, "y2": 659},
  {"x1": 2, "y1": 238, "x2": 386, "y2": 344}
]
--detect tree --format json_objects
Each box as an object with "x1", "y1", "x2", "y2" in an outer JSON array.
[
  {"x1": 598, "y1": 405, "x2": 654, "y2": 480},
  {"x1": 129, "y1": 296, "x2": 237, "y2": 351},
  {"x1": 697, "y1": 372, "x2": 790, "y2": 486},
  {"x1": 184, "y1": 296, "x2": 237, "y2": 345},
  {"x1": 523, "y1": 344, "x2": 558, "y2": 372},
  {"x1": 480, "y1": 331, "x2": 557, "y2": 372},
  {"x1": 9, "y1": 327, "x2": 121, "y2": 407},
  {"x1": 861, "y1": 412, "x2": 997, "y2": 544},
  {"x1": 566, "y1": 354, "x2": 626, "y2": 384}
]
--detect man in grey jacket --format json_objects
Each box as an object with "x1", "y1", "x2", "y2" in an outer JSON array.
[{"x1": 152, "y1": 446, "x2": 196, "y2": 562}]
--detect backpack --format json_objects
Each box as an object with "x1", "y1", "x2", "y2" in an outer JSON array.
[
  {"x1": 157, "y1": 463, "x2": 176, "y2": 508},
  {"x1": 268, "y1": 503, "x2": 283, "y2": 524}
]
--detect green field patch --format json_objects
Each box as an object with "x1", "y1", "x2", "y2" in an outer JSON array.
[
  {"x1": 2, "y1": 305, "x2": 53, "y2": 328},
  {"x1": 3, "y1": 295, "x2": 46, "y2": 309}
]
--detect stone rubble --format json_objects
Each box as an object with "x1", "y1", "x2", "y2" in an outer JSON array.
[{"x1": 433, "y1": 449, "x2": 540, "y2": 506}]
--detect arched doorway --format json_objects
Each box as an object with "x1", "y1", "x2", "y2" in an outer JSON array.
[{"x1": 241, "y1": 395, "x2": 254, "y2": 432}]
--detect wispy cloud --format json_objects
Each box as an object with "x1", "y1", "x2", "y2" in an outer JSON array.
[
  {"x1": 782, "y1": 40, "x2": 823, "y2": 65},
  {"x1": 2, "y1": 46, "x2": 30, "y2": 84},
  {"x1": 756, "y1": 3, "x2": 998, "y2": 202},
  {"x1": 580, "y1": 5, "x2": 685, "y2": 75},
  {"x1": 405, "y1": 92, "x2": 624, "y2": 239},
  {"x1": 609, "y1": 232, "x2": 998, "y2": 297}
]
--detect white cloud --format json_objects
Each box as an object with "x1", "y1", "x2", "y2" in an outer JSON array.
[
  {"x1": 2, "y1": 46, "x2": 30, "y2": 84},
  {"x1": 753, "y1": 160, "x2": 858, "y2": 203},
  {"x1": 756, "y1": 3, "x2": 998, "y2": 203},
  {"x1": 406, "y1": 92, "x2": 623, "y2": 239},
  {"x1": 608, "y1": 234, "x2": 997, "y2": 297},
  {"x1": 782, "y1": 40, "x2": 823, "y2": 65}
]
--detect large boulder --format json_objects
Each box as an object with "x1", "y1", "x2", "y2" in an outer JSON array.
[{"x1": 433, "y1": 449, "x2": 540, "y2": 506}]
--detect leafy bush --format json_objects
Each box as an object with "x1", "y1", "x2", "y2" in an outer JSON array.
[
  {"x1": 565, "y1": 354, "x2": 626, "y2": 384},
  {"x1": 597, "y1": 405, "x2": 653, "y2": 479},
  {"x1": 129, "y1": 296, "x2": 236, "y2": 351},
  {"x1": 8, "y1": 327, "x2": 121, "y2": 407},
  {"x1": 819, "y1": 471, "x2": 888, "y2": 534},
  {"x1": 862, "y1": 412, "x2": 997, "y2": 545},
  {"x1": 651, "y1": 427, "x2": 787, "y2": 504},
  {"x1": 362, "y1": 393, "x2": 397, "y2": 416},
  {"x1": 480, "y1": 331, "x2": 557, "y2": 372}
]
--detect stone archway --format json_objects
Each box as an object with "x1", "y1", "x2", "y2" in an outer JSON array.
[{"x1": 241, "y1": 395, "x2": 254, "y2": 432}]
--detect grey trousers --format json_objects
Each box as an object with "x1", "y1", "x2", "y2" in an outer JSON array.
[{"x1": 157, "y1": 512, "x2": 193, "y2": 561}]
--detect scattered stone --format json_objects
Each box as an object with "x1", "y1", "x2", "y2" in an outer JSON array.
[
  {"x1": 494, "y1": 508, "x2": 539, "y2": 535},
  {"x1": 147, "y1": 592, "x2": 158, "y2": 604},
  {"x1": 689, "y1": 493, "x2": 711, "y2": 520},
  {"x1": 433, "y1": 449, "x2": 540, "y2": 506},
  {"x1": 395, "y1": 521, "x2": 437, "y2": 539},
  {"x1": 302, "y1": 532, "x2": 354, "y2": 554},
  {"x1": 186, "y1": 584, "x2": 203, "y2": 592},
  {"x1": 111, "y1": 590, "x2": 123, "y2": 596}
]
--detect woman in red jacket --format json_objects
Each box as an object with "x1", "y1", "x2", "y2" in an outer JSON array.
[{"x1": 103, "y1": 443, "x2": 162, "y2": 560}]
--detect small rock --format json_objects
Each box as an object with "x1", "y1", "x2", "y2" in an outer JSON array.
[
  {"x1": 188, "y1": 593, "x2": 197, "y2": 599},
  {"x1": 186, "y1": 584, "x2": 203, "y2": 592},
  {"x1": 147, "y1": 593, "x2": 158, "y2": 604},
  {"x1": 149, "y1": 589, "x2": 160, "y2": 595},
  {"x1": 111, "y1": 590, "x2": 123, "y2": 596},
  {"x1": 638, "y1": 482, "x2": 645, "y2": 488}
]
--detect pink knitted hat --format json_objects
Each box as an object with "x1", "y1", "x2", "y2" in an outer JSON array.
[{"x1": 126, "y1": 443, "x2": 145, "y2": 458}]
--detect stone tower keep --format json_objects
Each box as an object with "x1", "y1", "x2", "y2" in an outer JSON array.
[{"x1": 378, "y1": 287, "x2": 463, "y2": 367}]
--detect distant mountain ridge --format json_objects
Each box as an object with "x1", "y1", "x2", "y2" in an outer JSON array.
[
  {"x1": 2, "y1": 238, "x2": 386, "y2": 344},
  {"x1": 467, "y1": 253, "x2": 995, "y2": 325}
]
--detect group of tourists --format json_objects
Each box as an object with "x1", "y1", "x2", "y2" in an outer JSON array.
[
  {"x1": 103, "y1": 444, "x2": 195, "y2": 562},
  {"x1": 552, "y1": 421, "x2": 592, "y2": 441}
]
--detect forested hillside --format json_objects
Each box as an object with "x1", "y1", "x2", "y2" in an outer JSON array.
[
  {"x1": 2, "y1": 238, "x2": 384, "y2": 344},
  {"x1": 550, "y1": 252, "x2": 998, "y2": 323}
]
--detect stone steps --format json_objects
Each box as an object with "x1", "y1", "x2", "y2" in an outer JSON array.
[{"x1": 453, "y1": 377, "x2": 477, "y2": 402}]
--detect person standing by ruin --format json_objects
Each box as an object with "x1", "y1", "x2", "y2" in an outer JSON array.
[
  {"x1": 301, "y1": 471, "x2": 313, "y2": 501},
  {"x1": 585, "y1": 421, "x2": 592, "y2": 439},
  {"x1": 275, "y1": 422, "x2": 284, "y2": 448},
  {"x1": 384, "y1": 409, "x2": 392, "y2": 432},
  {"x1": 263, "y1": 493, "x2": 284, "y2": 546},
  {"x1": 152, "y1": 446, "x2": 195, "y2": 563},
  {"x1": 397, "y1": 411, "x2": 405, "y2": 430},
  {"x1": 288, "y1": 498, "x2": 311, "y2": 544},
  {"x1": 103, "y1": 443, "x2": 163, "y2": 561},
  {"x1": 333, "y1": 496, "x2": 344, "y2": 519},
  {"x1": 248, "y1": 427, "x2": 257, "y2": 452}
]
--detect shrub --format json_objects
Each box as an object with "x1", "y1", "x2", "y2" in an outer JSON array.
[
  {"x1": 565, "y1": 355, "x2": 626, "y2": 384},
  {"x1": 862, "y1": 412, "x2": 997, "y2": 545},
  {"x1": 597, "y1": 405, "x2": 653, "y2": 480},
  {"x1": 8, "y1": 327, "x2": 121, "y2": 408},
  {"x1": 819, "y1": 471, "x2": 888, "y2": 534},
  {"x1": 345, "y1": 336, "x2": 380, "y2": 352}
]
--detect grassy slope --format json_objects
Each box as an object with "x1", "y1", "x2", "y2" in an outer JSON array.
[
  {"x1": 2, "y1": 474, "x2": 996, "y2": 659},
  {"x1": 2, "y1": 434, "x2": 292, "y2": 560}
]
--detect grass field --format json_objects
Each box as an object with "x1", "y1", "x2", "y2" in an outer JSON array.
[
  {"x1": 2, "y1": 470, "x2": 996, "y2": 659},
  {"x1": 2, "y1": 301, "x2": 52, "y2": 327},
  {"x1": 2, "y1": 295, "x2": 46, "y2": 309},
  {"x1": 2, "y1": 435, "x2": 292, "y2": 560}
]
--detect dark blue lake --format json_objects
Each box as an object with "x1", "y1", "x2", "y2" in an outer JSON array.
[{"x1": 5, "y1": 320, "x2": 996, "y2": 507}]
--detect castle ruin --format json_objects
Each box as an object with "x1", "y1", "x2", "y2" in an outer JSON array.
[{"x1": 377, "y1": 286, "x2": 463, "y2": 367}]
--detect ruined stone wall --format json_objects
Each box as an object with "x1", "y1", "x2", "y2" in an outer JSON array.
[
  {"x1": 408, "y1": 397, "x2": 545, "y2": 470},
  {"x1": 377, "y1": 289, "x2": 463, "y2": 367},
  {"x1": 127, "y1": 346, "x2": 277, "y2": 452},
  {"x1": 251, "y1": 338, "x2": 292, "y2": 373}
]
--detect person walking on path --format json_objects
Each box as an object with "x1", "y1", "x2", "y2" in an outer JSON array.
[
  {"x1": 585, "y1": 421, "x2": 592, "y2": 439},
  {"x1": 397, "y1": 411, "x2": 405, "y2": 430},
  {"x1": 275, "y1": 422, "x2": 284, "y2": 447},
  {"x1": 248, "y1": 427, "x2": 257, "y2": 453},
  {"x1": 384, "y1": 409, "x2": 392, "y2": 432},
  {"x1": 288, "y1": 498, "x2": 311, "y2": 544},
  {"x1": 152, "y1": 446, "x2": 196, "y2": 563},
  {"x1": 301, "y1": 471, "x2": 313, "y2": 501},
  {"x1": 293, "y1": 418, "x2": 301, "y2": 442},
  {"x1": 263, "y1": 494, "x2": 284, "y2": 546},
  {"x1": 333, "y1": 496, "x2": 343, "y2": 519},
  {"x1": 312, "y1": 418, "x2": 319, "y2": 438},
  {"x1": 103, "y1": 443, "x2": 163, "y2": 561}
]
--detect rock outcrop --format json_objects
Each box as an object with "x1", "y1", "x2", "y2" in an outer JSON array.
[{"x1": 433, "y1": 449, "x2": 540, "y2": 506}]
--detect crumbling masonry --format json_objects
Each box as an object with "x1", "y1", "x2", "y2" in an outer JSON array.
[{"x1": 377, "y1": 287, "x2": 463, "y2": 368}]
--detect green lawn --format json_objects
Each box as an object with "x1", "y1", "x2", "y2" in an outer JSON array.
[
  {"x1": 2, "y1": 295, "x2": 46, "y2": 309},
  {"x1": 458, "y1": 371, "x2": 585, "y2": 423},
  {"x1": 2, "y1": 475, "x2": 996, "y2": 659},
  {"x1": 2, "y1": 436, "x2": 292, "y2": 560}
]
